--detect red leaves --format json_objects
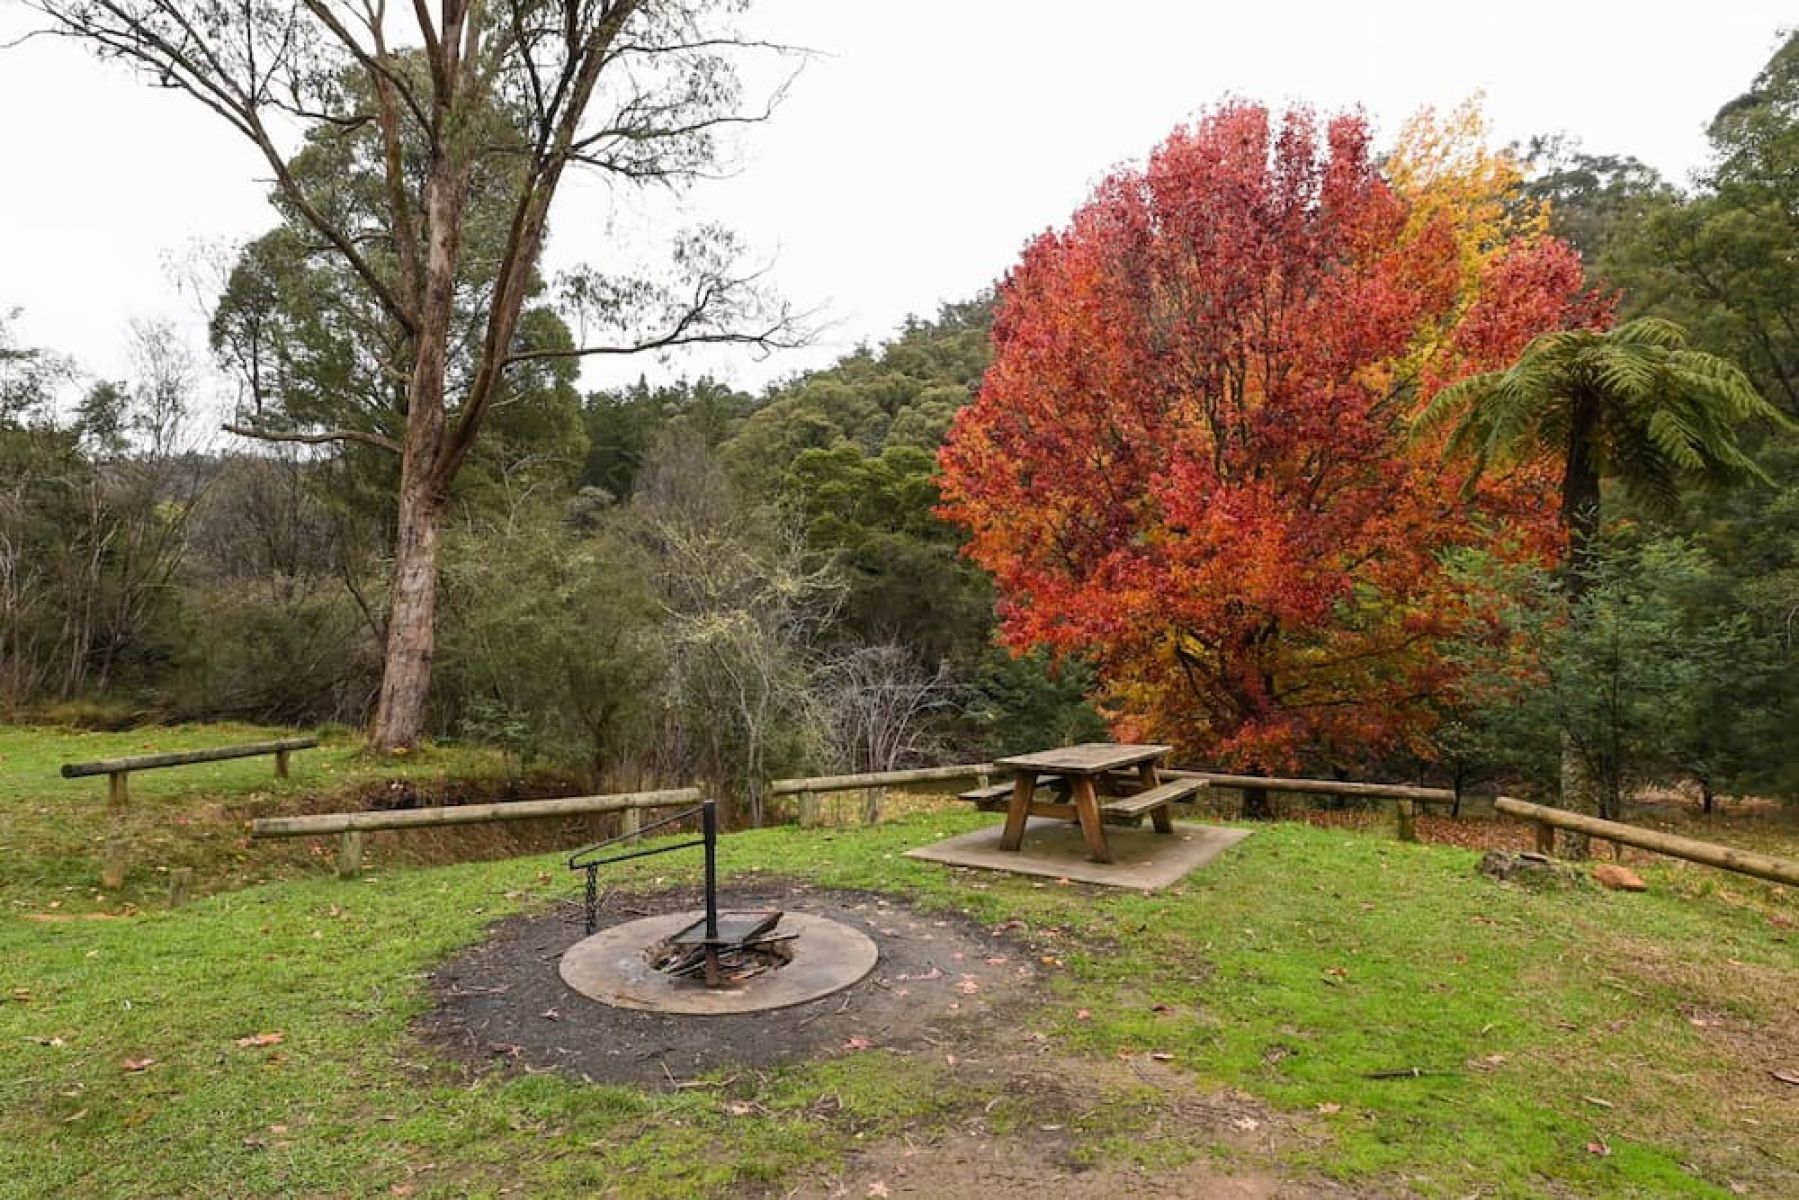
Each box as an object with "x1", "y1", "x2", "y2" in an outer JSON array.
[{"x1": 940, "y1": 101, "x2": 1584, "y2": 767}]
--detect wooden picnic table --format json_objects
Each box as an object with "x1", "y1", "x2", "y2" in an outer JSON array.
[{"x1": 991, "y1": 742, "x2": 1182, "y2": 863}]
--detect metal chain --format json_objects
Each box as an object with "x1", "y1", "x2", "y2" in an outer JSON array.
[{"x1": 584, "y1": 865, "x2": 599, "y2": 936}]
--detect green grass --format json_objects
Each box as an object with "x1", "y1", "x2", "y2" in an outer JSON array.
[
  {"x1": 1, "y1": 723, "x2": 1795, "y2": 1197},
  {"x1": 0, "y1": 722, "x2": 514, "y2": 913}
]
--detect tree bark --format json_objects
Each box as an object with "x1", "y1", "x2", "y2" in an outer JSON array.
[
  {"x1": 1555, "y1": 389, "x2": 1603, "y2": 856},
  {"x1": 1558, "y1": 731, "x2": 1593, "y2": 860},
  {"x1": 370, "y1": 463, "x2": 445, "y2": 749},
  {"x1": 368, "y1": 145, "x2": 467, "y2": 750}
]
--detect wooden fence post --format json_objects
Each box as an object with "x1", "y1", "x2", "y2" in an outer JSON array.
[
  {"x1": 797, "y1": 793, "x2": 821, "y2": 827},
  {"x1": 1533, "y1": 820, "x2": 1556, "y2": 856},
  {"x1": 337, "y1": 830, "x2": 363, "y2": 879},
  {"x1": 108, "y1": 771, "x2": 129, "y2": 807},
  {"x1": 620, "y1": 805, "x2": 642, "y2": 839},
  {"x1": 862, "y1": 786, "x2": 886, "y2": 825},
  {"x1": 101, "y1": 840, "x2": 128, "y2": 890},
  {"x1": 275, "y1": 748, "x2": 291, "y2": 779},
  {"x1": 1394, "y1": 799, "x2": 1418, "y2": 843},
  {"x1": 168, "y1": 867, "x2": 193, "y2": 908}
]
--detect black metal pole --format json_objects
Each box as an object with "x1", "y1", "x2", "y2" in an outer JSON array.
[{"x1": 702, "y1": 800, "x2": 719, "y2": 942}]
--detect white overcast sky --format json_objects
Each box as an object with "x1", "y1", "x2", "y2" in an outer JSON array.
[{"x1": 1, "y1": 2, "x2": 1791, "y2": 409}]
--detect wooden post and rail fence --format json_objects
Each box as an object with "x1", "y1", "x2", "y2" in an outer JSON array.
[
  {"x1": 1494, "y1": 796, "x2": 1799, "y2": 887},
  {"x1": 61, "y1": 737, "x2": 318, "y2": 889},
  {"x1": 62, "y1": 737, "x2": 318, "y2": 805},
  {"x1": 253, "y1": 787, "x2": 703, "y2": 878},
  {"x1": 60, "y1": 745, "x2": 1797, "y2": 891}
]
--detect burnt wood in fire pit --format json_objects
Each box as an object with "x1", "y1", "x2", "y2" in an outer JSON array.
[{"x1": 569, "y1": 800, "x2": 800, "y2": 986}]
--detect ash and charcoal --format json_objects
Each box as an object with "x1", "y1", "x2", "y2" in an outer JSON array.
[{"x1": 646, "y1": 910, "x2": 795, "y2": 986}]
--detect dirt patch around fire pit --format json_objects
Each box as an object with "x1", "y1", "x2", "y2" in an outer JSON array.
[
  {"x1": 420, "y1": 877, "x2": 1048, "y2": 1088},
  {"x1": 418, "y1": 878, "x2": 1379, "y2": 1196}
]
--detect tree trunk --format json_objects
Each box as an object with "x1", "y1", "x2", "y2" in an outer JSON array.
[
  {"x1": 368, "y1": 153, "x2": 466, "y2": 751},
  {"x1": 1555, "y1": 391, "x2": 1602, "y2": 856},
  {"x1": 370, "y1": 467, "x2": 445, "y2": 750},
  {"x1": 1558, "y1": 731, "x2": 1592, "y2": 860},
  {"x1": 1561, "y1": 391, "x2": 1603, "y2": 609}
]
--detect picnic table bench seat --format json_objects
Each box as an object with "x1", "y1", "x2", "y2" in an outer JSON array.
[
  {"x1": 1099, "y1": 777, "x2": 1206, "y2": 819},
  {"x1": 957, "y1": 775, "x2": 1066, "y2": 811}
]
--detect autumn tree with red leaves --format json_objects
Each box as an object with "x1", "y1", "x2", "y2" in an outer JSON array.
[{"x1": 938, "y1": 103, "x2": 1599, "y2": 783}]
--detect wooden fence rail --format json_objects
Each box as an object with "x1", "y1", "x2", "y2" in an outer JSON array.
[
  {"x1": 1163, "y1": 771, "x2": 1454, "y2": 841},
  {"x1": 63, "y1": 737, "x2": 318, "y2": 807},
  {"x1": 233, "y1": 763, "x2": 1465, "y2": 886},
  {"x1": 1164, "y1": 771, "x2": 1453, "y2": 804},
  {"x1": 252, "y1": 787, "x2": 702, "y2": 878},
  {"x1": 1495, "y1": 796, "x2": 1799, "y2": 887},
  {"x1": 769, "y1": 763, "x2": 998, "y2": 794},
  {"x1": 770, "y1": 763, "x2": 998, "y2": 825}
]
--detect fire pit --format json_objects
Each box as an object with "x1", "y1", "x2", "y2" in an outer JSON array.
[{"x1": 559, "y1": 801, "x2": 878, "y2": 1015}]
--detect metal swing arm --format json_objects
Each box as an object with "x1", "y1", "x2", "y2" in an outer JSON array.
[{"x1": 567, "y1": 800, "x2": 720, "y2": 937}]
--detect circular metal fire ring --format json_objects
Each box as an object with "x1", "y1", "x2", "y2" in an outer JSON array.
[{"x1": 559, "y1": 910, "x2": 879, "y2": 1015}]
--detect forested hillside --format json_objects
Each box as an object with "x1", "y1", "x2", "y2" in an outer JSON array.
[{"x1": 5, "y1": 33, "x2": 1798, "y2": 815}]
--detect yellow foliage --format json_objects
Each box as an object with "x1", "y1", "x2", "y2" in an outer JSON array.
[{"x1": 1386, "y1": 96, "x2": 1547, "y2": 281}]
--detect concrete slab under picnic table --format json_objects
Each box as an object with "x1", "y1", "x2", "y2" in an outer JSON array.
[{"x1": 904, "y1": 818, "x2": 1251, "y2": 890}]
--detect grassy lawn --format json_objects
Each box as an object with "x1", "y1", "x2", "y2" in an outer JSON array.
[
  {"x1": 0, "y1": 722, "x2": 519, "y2": 914},
  {"x1": 1, "y1": 724, "x2": 1795, "y2": 1197}
]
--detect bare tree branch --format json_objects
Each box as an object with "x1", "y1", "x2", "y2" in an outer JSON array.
[{"x1": 223, "y1": 422, "x2": 402, "y2": 455}]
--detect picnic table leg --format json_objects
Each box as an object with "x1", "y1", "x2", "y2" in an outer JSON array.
[
  {"x1": 1071, "y1": 777, "x2": 1113, "y2": 863},
  {"x1": 999, "y1": 772, "x2": 1035, "y2": 851},
  {"x1": 1137, "y1": 761, "x2": 1175, "y2": 833}
]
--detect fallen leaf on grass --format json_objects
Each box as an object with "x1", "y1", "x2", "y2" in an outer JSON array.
[
  {"x1": 1230, "y1": 1116, "x2": 1261, "y2": 1133},
  {"x1": 1585, "y1": 1140, "x2": 1610, "y2": 1157},
  {"x1": 1771, "y1": 1069, "x2": 1799, "y2": 1087},
  {"x1": 1316, "y1": 1102, "x2": 1341, "y2": 1115},
  {"x1": 122, "y1": 1056, "x2": 156, "y2": 1072},
  {"x1": 896, "y1": 965, "x2": 942, "y2": 982},
  {"x1": 844, "y1": 1036, "x2": 872, "y2": 1051},
  {"x1": 235, "y1": 1032, "x2": 284, "y2": 1048},
  {"x1": 1150, "y1": 1052, "x2": 1174, "y2": 1062},
  {"x1": 956, "y1": 977, "x2": 980, "y2": 995},
  {"x1": 1075, "y1": 1008, "x2": 1092, "y2": 1021},
  {"x1": 866, "y1": 1182, "x2": 890, "y2": 1199}
]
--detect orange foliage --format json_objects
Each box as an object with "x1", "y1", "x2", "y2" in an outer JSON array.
[{"x1": 938, "y1": 102, "x2": 1600, "y2": 771}]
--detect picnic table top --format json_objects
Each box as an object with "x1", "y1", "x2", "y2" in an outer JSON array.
[{"x1": 993, "y1": 743, "x2": 1174, "y2": 775}]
